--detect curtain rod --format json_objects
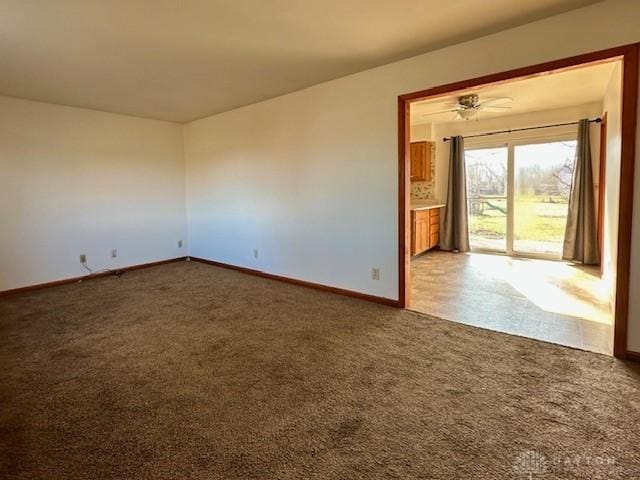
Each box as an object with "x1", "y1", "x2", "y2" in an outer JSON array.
[{"x1": 442, "y1": 117, "x2": 601, "y2": 142}]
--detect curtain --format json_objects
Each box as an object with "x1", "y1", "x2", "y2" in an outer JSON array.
[
  {"x1": 562, "y1": 119, "x2": 599, "y2": 264},
  {"x1": 441, "y1": 136, "x2": 470, "y2": 252}
]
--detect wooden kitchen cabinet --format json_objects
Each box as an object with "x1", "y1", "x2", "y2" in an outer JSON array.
[
  {"x1": 411, "y1": 207, "x2": 440, "y2": 255},
  {"x1": 410, "y1": 141, "x2": 432, "y2": 182},
  {"x1": 429, "y1": 209, "x2": 439, "y2": 249}
]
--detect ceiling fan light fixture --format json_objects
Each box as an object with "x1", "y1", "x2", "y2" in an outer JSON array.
[{"x1": 458, "y1": 109, "x2": 477, "y2": 120}]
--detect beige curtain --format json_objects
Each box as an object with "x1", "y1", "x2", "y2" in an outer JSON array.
[
  {"x1": 562, "y1": 119, "x2": 599, "y2": 264},
  {"x1": 441, "y1": 136, "x2": 470, "y2": 252}
]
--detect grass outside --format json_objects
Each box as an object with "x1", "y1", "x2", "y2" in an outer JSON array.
[{"x1": 469, "y1": 195, "x2": 568, "y2": 246}]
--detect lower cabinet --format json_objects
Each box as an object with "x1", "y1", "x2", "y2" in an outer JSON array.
[{"x1": 411, "y1": 208, "x2": 440, "y2": 255}]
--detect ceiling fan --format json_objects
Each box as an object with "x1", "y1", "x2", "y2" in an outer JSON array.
[{"x1": 422, "y1": 94, "x2": 513, "y2": 120}]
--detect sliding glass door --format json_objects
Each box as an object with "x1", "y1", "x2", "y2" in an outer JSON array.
[
  {"x1": 513, "y1": 140, "x2": 577, "y2": 257},
  {"x1": 465, "y1": 147, "x2": 508, "y2": 252},
  {"x1": 465, "y1": 137, "x2": 577, "y2": 259}
]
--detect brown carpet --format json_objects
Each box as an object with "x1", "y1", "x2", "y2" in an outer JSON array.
[{"x1": 1, "y1": 260, "x2": 639, "y2": 479}]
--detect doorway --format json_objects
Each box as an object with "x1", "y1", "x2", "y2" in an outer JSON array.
[{"x1": 397, "y1": 44, "x2": 639, "y2": 359}]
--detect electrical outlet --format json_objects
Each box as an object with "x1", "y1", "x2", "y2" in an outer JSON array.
[
  {"x1": 253, "y1": 249, "x2": 259, "y2": 259},
  {"x1": 371, "y1": 268, "x2": 380, "y2": 280},
  {"x1": 111, "y1": 249, "x2": 117, "y2": 258},
  {"x1": 79, "y1": 254, "x2": 87, "y2": 264},
  {"x1": 178, "y1": 240, "x2": 183, "y2": 248}
]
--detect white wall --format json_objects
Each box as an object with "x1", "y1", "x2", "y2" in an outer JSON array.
[
  {"x1": 410, "y1": 123, "x2": 433, "y2": 142},
  {"x1": 601, "y1": 63, "x2": 623, "y2": 306},
  {"x1": 184, "y1": 0, "x2": 640, "y2": 347},
  {"x1": 0, "y1": 96, "x2": 186, "y2": 291},
  {"x1": 184, "y1": 91, "x2": 395, "y2": 297}
]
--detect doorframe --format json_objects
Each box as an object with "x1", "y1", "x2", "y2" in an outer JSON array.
[
  {"x1": 597, "y1": 112, "x2": 608, "y2": 277},
  {"x1": 397, "y1": 43, "x2": 639, "y2": 359}
]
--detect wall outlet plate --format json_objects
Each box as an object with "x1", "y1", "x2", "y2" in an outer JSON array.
[
  {"x1": 371, "y1": 268, "x2": 380, "y2": 280},
  {"x1": 178, "y1": 240, "x2": 183, "y2": 248},
  {"x1": 79, "y1": 254, "x2": 87, "y2": 263},
  {"x1": 111, "y1": 249, "x2": 117, "y2": 258},
  {"x1": 253, "y1": 249, "x2": 259, "y2": 259}
]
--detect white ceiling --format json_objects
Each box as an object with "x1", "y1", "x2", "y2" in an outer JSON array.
[
  {"x1": 410, "y1": 61, "x2": 617, "y2": 125},
  {"x1": 0, "y1": 0, "x2": 601, "y2": 122}
]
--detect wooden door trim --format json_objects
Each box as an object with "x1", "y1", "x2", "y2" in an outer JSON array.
[
  {"x1": 598, "y1": 112, "x2": 608, "y2": 277},
  {"x1": 613, "y1": 44, "x2": 639, "y2": 358},
  {"x1": 397, "y1": 43, "x2": 639, "y2": 360},
  {"x1": 398, "y1": 97, "x2": 411, "y2": 307}
]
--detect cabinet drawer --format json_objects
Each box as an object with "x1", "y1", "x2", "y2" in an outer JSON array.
[
  {"x1": 429, "y1": 212, "x2": 440, "y2": 225},
  {"x1": 430, "y1": 222, "x2": 439, "y2": 235},
  {"x1": 430, "y1": 232, "x2": 439, "y2": 248},
  {"x1": 414, "y1": 210, "x2": 430, "y2": 221}
]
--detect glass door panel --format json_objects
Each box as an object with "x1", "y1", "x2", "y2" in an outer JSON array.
[
  {"x1": 465, "y1": 147, "x2": 508, "y2": 252},
  {"x1": 513, "y1": 141, "x2": 577, "y2": 257}
]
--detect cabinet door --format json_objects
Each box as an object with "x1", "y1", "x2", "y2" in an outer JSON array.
[
  {"x1": 410, "y1": 142, "x2": 427, "y2": 182},
  {"x1": 423, "y1": 142, "x2": 432, "y2": 182},
  {"x1": 412, "y1": 210, "x2": 431, "y2": 255},
  {"x1": 419, "y1": 219, "x2": 430, "y2": 252},
  {"x1": 410, "y1": 141, "x2": 432, "y2": 182},
  {"x1": 411, "y1": 212, "x2": 417, "y2": 254}
]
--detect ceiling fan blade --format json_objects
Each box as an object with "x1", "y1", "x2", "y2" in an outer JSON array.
[
  {"x1": 421, "y1": 109, "x2": 459, "y2": 116},
  {"x1": 480, "y1": 105, "x2": 512, "y2": 112},
  {"x1": 478, "y1": 96, "x2": 513, "y2": 106}
]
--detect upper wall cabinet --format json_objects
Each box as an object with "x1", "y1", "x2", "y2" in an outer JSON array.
[{"x1": 410, "y1": 141, "x2": 432, "y2": 182}]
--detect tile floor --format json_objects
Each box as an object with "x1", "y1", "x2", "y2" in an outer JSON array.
[{"x1": 410, "y1": 250, "x2": 613, "y2": 355}]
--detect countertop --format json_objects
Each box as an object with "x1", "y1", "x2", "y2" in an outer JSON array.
[{"x1": 411, "y1": 200, "x2": 445, "y2": 211}]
